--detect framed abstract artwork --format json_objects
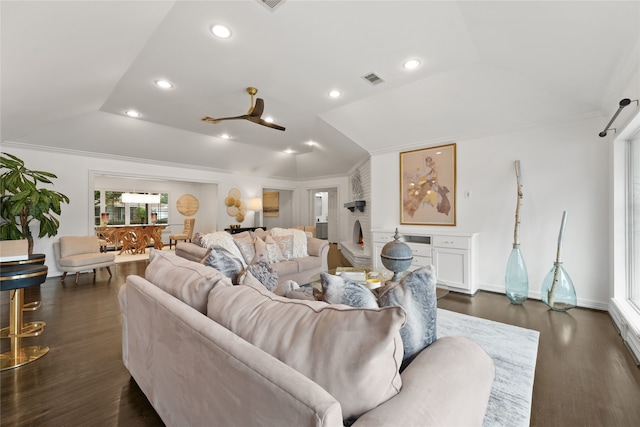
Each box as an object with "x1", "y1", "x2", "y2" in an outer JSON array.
[
  {"x1": 400, "y1": 143, "x2": 456, "y2": 226},
  {"x1": 263, "y1": 191, "x2": 279, "y2": 217}
]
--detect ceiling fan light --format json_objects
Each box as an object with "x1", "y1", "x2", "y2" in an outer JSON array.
[
  {"x1": 125, "y1": 110, "x2": 141, "y2": 118},
  {"x1": 403, "y1": 59, "x2": 421, "y2": 70},
  {"x1": 155, "y1": 79, "x2": 173, "y2": 89},
  {"x1": 211, "y1": 24, "x2": 231, "y2": 39}
]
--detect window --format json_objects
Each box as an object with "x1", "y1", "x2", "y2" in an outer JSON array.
[{"x1": 630, "y1": 134, "x2": 640, "y2": 311}]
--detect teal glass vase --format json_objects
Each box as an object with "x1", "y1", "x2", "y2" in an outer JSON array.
[
  {"x1": 541, "y1": 262, "x2": 576, "y2": 312},
  {"x1": 505, "y1": 245, "x2": 529, "y2": 304}
]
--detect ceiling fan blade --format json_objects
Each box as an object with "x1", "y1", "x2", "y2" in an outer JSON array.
[
  {"x1": 249, "y1": 98, "x2": 265, "y2": 118},
  {"x1": 257, "y1": 119, "x2": 286, "y2": 131},
  {"x1": 202, "y1": 90, "x2": 284, "y2": 131},
  {"x1": 201, "y1": 115, "x2": 249, "y2": 124}
]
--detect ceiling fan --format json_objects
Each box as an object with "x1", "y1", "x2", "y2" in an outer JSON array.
[{"x1": 201, "y1": 87, "x2": 285, "y2": 131}]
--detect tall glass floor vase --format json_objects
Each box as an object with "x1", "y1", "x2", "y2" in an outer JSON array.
[{"x1": 505, "y1": 244, "x2": 529, "y2": 304}]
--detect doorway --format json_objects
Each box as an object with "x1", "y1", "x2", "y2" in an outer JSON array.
[{"x1": 309, "y1": 187, "x2": 338, "y2": 242}]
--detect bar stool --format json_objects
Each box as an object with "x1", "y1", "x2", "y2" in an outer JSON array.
[
  {"x1": 0, "y1": 263, "x2": 49, "y2": 371},
  {"x1": 1, "y1": 254, "x2": 46, "y2": 311}
]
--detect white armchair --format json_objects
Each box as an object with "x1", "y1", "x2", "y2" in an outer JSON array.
[{"x1": 53, "y1": 236, "x2": 115, "y2": 284}]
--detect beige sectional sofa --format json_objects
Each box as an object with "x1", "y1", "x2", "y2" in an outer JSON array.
[
  {"x1": 175, "y1": 228, "x2": 329, "y2": 285},
  {"x1": 119, "y1": 250, "x2": 495, "y2": 426}
]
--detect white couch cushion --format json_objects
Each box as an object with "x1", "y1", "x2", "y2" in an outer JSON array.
[
  {"x1": 145, "y1": 249, "x2": 231, "y2": 314},
  {"x1": 207, "y1": 282, "x2": 405, "y2": 420},
  {"x1": 59, "y1": 236, "x2": 100, "y2": 258}
]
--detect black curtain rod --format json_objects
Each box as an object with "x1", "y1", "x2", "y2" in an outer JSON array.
[{"x1": 599, "y1": 98, "x2": 638, "y2": 137}]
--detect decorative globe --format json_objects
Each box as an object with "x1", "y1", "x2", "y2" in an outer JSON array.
[{"x1": 380, "y1": 228, "x2": 413, "y2": 282}]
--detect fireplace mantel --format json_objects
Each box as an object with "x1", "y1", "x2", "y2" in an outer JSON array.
[{"x1": 344, "y1": 200, "x2": 366, "y2": 212}]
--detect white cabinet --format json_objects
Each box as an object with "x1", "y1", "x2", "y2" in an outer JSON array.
[
  {"x1": 431, "y1": 234, "x2": 478, "y2": 293},
  {"x1": 406, "y1": 242, "x2": 432, "y2": 271},
  {"x1": 372, "y1": 230, "x2": 478, "y2": 295}
]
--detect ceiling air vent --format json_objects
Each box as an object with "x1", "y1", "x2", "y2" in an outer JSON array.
[
  {"x1": 257, "y1": 0, "x2": 285, "y2": 11},
  {"x1": 362, "y1": 72, "x2": 385, "y2": 86}
]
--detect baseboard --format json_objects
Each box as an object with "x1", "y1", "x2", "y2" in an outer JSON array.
[
  {"x1": 479, "y1": 283, "x2": 609, "y2": 311},
  {"x1": 609, "y1": 298, "x2": 640, "y2": 365}
]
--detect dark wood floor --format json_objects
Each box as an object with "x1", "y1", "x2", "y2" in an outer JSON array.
[{"x1": 2, "y1": 244, "x2": 639, "y2": 426}]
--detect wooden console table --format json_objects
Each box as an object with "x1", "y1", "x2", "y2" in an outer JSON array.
[{"x1": 96, "y1": 224, "x2": 167, "y2": 254}]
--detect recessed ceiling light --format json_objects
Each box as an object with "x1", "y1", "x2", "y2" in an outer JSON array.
[
  {"x1": 403, "y1": 59, "x2": 421, "y2": 70},
  {"x1": 220, "y1": 133, "x2": 231, "y2": 139},
  {"x1": 307, "y1": 140, "x2": 316, "y2": 146},
  {"x1": 264, "y1": 116, "x2": 274, "y2": 123},
  {"x1": 328, "y1": 90, "x2": 341, "y2": 98},
  {"x1": 155, "y1": 79, "x2": 173, "y2": 89},
  {"x1": 211, "y1": 24, "x2": 231, "y2": 39},
  {"x1": 125, "y1": 110, "x2": 141, "y2": 118},
  {"x1": 284, "y1": 149, "x2": 295, "y2": 154}
]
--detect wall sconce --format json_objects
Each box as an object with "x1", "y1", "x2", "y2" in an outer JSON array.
[
  {"x1": 100, "y1": 212, "x2": 110, "y2": 226},
  {"x1": 249, "y1": 198, "x2": 263, "y2": 228}
]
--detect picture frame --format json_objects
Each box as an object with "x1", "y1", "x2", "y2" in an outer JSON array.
[
  {"x1": 263, "y1": 191, "x2": 279, "y2": 217},
  {"x1": 400, "y1": 143, "x2": 456, "y2": 226}
]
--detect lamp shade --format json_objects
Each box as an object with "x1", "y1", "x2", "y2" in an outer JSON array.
[{"x1": 249, "y1": 198, "x2": 263, "y2": 211}]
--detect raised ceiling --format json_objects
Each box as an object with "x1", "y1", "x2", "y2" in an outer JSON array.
[{"x1": 2, "y1": 1, "x2": 639, "y2": 179}]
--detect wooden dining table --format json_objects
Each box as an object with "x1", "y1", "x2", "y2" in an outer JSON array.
[{"x1": 96, "y1": 224, "x2": 167, "y2": 255}]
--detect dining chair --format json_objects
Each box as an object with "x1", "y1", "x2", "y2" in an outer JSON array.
[{"x1": 169, "y1": 218, "x2": 196, "y2": 249}]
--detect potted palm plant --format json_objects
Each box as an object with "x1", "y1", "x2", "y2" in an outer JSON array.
[{"x1": 0, "y1": 152, "x2": 70, "y2": 255}]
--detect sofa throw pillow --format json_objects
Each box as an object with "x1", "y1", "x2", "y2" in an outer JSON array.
[
  {"x1": 264, "y1": 236, "x2": 286, "y2": 263},
  {"x1": 271, "y1": 235, "x2": 294, "y2": 261},
  {"x1": 207, "y1": 284, "x2": 405, "y2": 420},
  {"x1": 145, "y1": 249, "x2": 232, "y2": 314},
  {"x1": 233, "y1": 234, "x2": 256, "y2": 265},
  {"x1": 200, "y1": 231, "x2": 247, "y2": 267},
  {"x1": 252, "y1": 236, "x2": 269, "y2": 264},
  {"x1": 191, "y1": 232, "x2": 205, "y2": 248},
  {"x1": 269, "y1": 227, "x2": 307, "y2": 258},
  {"x1": 252, "y1": 228, "x2": 268, "y2": 241},
  {"x1": 203, "y1": 245, "x2": 246, "y2": 284},
  {"x1": 246, "y1": 260, "x2": 278, "y2": 292},
  {"x1": 321, "y1": 272, "x2": 378, "y2": 308},
  {"x1": 377, "y1": 265, "x2": 438, "y2": 369}
]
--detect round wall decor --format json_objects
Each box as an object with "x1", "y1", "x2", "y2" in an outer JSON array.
[{"x1": 176, "y1": 194, "x2": 199, "y2": 216}]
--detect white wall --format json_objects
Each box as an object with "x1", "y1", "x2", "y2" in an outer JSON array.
[
  {"x1": 372, "y1": 115, "x2": 610, "y2": 309},
  {"x1": 4, "y1": 144, "x2": 298, "y2": 276},
  {"x1": 262, "y1": 188, "x2": 295, "y2": 229}
]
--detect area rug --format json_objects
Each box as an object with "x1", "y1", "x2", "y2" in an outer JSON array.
[
  {"x1": 114, "y1": 250, "x2": 150, "y2": 264},
  {"x1": 438, "y1": 309, "x2": 539, "y2": 427}
]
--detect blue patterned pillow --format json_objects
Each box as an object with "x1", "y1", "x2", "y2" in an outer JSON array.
[
  {"x1": 203, "y1": 245, "x2": 245, "y2": 284},
  {"x1": 378, "y1": 265, "x2": 438, "y2": 369},
  {"x1": 246, "y1": 261, "x2": 278, "y2": 292}
]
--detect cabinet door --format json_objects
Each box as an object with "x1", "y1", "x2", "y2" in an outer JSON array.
[
  {"x1": 433, "y1": 248, "x2": 469, "y2": 290},
  {"x1": 409, "y1": 255, "x2": 433, "y2": 271}
]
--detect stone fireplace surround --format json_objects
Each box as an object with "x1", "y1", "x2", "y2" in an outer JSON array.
[{"x1": 340, "y1": 219, "x2": 371, "y2": 267}]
